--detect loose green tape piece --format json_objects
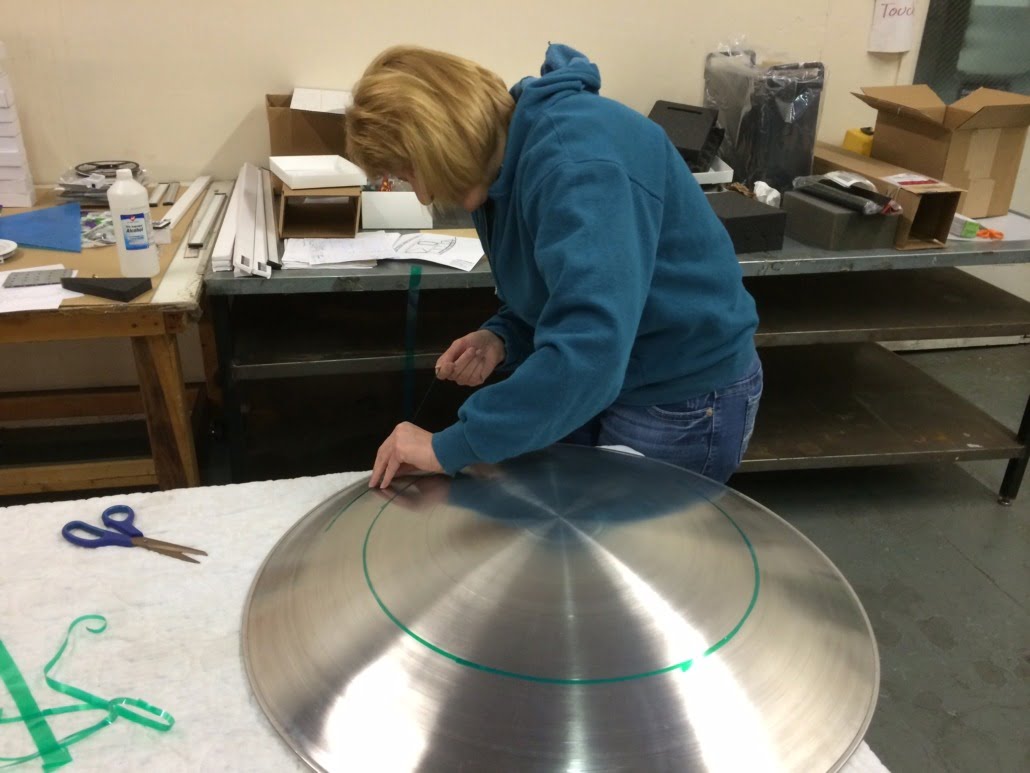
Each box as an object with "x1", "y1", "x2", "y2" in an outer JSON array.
[
  {"x1": 0, "y1": 615, "x2": 173, "y2": 769},
  {"x1": 402, "y1": 264, "x2": 424, "y2": 421}
]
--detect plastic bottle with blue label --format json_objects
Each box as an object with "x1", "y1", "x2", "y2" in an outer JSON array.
[{"x1": 108, "y1": 168, "x2": 159, "y2": 277}]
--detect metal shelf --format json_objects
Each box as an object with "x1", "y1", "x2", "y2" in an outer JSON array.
[
  {"x1": 741, "y1": 343, "x2": 1024, "y2": 472},
  {"x1": 228, "y1": 268, "x2": 1030, "y2": 379},
  {"x1": 750, "y1": 267, "x2": 1030, "y2": 346},
  {"x1": 205, "y1": 217, "x2": 1030, "y2": 496},
  {"x1": 228, "y1": 288, "x2": 499, "y2": 380}
]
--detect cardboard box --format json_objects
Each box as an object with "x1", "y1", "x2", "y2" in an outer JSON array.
[
  {"x1": 266, "y1": 94, "x2": 348, "y2": 158},
  {"x1": 854, "y1": 85, "x2": 1030, "y2": 218},
  {"x1": 705, "y1": 191, "x2": 786, "y2": 253},
  {"x1": 782, "y1": 190, "x2": 898, "y2": 251},
  {"x1": 277, "y1": 184, "x2": 361, "y2": 238},
  {"x1": 813, "y1": 142, "x2": 962, "y2": 250}
]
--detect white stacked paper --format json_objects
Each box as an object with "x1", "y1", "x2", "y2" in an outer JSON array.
[
  {"x1": 0, "y1": 49, "x2": 34, "y2": 209},
  {"x1": 280, "y1": 232, "x2": 397, "y2": 269},
  {"x1": 277, "y1": 232, "x2": 485, "y2": 272}
]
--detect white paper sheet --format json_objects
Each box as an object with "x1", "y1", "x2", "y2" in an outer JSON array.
[
  {"x1": 290, "y1": 87, "x2": 353, "y2": 114},
  {"x1": 281, "y1": 232, "x2": 399, "y2": 267},
  {"x1": 868, "y1": 0, "x2": 917, "y2": 53},
  {"x1": 0, "y1": 263, "x2": 81, "y2": 313},
  {"x1": 388, "y1": 232, "x2": 484, "y2": 272}
]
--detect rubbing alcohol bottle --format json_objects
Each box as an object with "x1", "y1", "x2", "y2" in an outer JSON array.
[{"x1": 108, "y1": 168, "x2": 159, "y2": 277}]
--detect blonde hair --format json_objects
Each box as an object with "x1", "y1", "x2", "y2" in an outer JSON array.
[{"x1": 346, "y1": 46, "x2": 514, "y2": 206}]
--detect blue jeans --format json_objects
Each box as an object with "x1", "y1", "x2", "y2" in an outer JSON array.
[{"x1": 562, "y1": 354, "x2": 763, "y2": 483}]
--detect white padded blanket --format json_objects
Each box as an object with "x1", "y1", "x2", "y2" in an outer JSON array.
[{"x1": 0, "y1": 473, "x2": 888, "y2": 772}]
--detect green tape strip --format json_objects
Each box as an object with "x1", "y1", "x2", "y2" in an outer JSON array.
[
  {"x1": 359, "y1": 481, "x2": 761, "y2": 685},
  {"x1": 402, "y1": 264, "x2": 423, "y2": 421},
  {"x1": 0, "y1": 615, "x2": 174, "y2": 768},
  {"x1": 0, "y1": 641, "x2": 70, "y2": 770}
]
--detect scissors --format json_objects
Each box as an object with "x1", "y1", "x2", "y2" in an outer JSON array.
[{"x1": 62, "y1": 505, "x2": 208, "y2": 564}]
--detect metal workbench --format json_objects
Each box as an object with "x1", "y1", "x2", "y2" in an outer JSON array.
[{"x1": 204, "y1": 229, "x2": 1030, "y2": 502}]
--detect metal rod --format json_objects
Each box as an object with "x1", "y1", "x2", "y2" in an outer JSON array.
[
  {"x1": 149, "y1": 183, "x2": 169, "y2": 207},
  {"x1": 188, "y1": 192, "x2": 227, "y2": 249},
  {"x1": 154, "y1": 175, "x2": 212, "y2": 229},
  {"x1": 162, "y1": 181, "x2": 180, "y2": 206}
]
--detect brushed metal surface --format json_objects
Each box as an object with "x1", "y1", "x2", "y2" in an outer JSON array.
[{"x1": 243, "y1": 446, "x2": 878, "y2": 772}]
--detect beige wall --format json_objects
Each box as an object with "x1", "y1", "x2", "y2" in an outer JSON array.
[
  {"x1": 2, "y1": 0, "x2": 931, "y2": 183},
  {"x1": 0, "y1": 0, "x2": 1025, "y2": 391}
]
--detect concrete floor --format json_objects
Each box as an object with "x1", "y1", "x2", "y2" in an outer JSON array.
[
  {"x1": 3, "y1": 346, "x2": 1025, "y2": 771},
  {"x1": 734, "y1": 345, "x2": 1030, "y2": 773}
]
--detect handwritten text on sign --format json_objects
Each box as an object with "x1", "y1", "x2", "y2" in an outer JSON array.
[{"x1": 868, "y1": 0, "x2": 917, "y2": 53}]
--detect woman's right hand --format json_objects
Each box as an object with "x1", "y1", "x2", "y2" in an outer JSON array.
[{"x1": 436, "y1": 329, "x2": 506, "y2": 386}]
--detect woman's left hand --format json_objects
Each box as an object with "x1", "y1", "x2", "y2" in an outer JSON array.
[{"x1": 370, "y1": 422, "x2": 444, "y2": 489}]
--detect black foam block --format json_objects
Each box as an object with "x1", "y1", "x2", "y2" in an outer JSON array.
[
  {"x1": 705, "y1": 191, "x2": 786, "y2": 254},
  {"x1": 60, "y1": 276, "x2": 153, "y2": 302}
]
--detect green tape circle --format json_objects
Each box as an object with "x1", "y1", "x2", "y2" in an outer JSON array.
[{"x1": 361, "y1": 480, "x2": 760, "y2": 685}]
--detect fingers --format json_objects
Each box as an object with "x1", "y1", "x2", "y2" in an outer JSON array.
[
  {"x1": 370, "y1": 423, "x2": 443, "y2": 489},
  {"x1": 380, "y1": 456, "x2": 402, "y2": 490},
  {"x1": 436, "y1": 337, "x2": 470, "y2": 380},
  {"x1": 370, "y1": 438, "x2": 389, "y2": 488},
  {"x1": 461, "y1": 358, "x2": 489, "y2": 387},
  {"x1": 450, "y1": 348, "x2": 481, "y2": 385},
  {"x1": 457, "y1": 349, "x2": 501, "y2": 386}
]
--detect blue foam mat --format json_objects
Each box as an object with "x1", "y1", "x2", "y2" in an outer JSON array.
[{"x1": 0, "y1": 202, "x2": 82, "y2": 253}]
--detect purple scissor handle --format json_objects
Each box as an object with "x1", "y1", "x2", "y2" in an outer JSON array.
[{"x1": 62, "y1": 505, "x2": 207, "y2": 563}]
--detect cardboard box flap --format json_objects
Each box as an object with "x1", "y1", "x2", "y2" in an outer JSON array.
[
  {"x1": 813, "y1": 142, "x2": 957, "y2": 192},
  {"x1": 813, "y1": 141, "x2": 962, "y2": 249},
  {"x1": 855, "y1": 85, "x2": 947, "y2": 125},
  {"x1": 945, "y1": 88, "x2": 1030, "y2": 130},
  {"x1": 265, "y1": 93, "x2": 348, "y2": 158}
]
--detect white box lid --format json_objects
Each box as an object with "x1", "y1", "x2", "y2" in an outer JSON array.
[{"x1": 269, "y1": 155, "x2": 367, "y2": 190}]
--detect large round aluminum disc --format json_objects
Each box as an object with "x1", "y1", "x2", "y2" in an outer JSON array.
[{"x1": 243, "y1": 446, "x2": 878, "y2": 772}]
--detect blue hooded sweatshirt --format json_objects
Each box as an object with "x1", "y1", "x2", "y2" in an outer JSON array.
[{"x1": 432, "y1": 44, "x2": 758, "y2": 475}]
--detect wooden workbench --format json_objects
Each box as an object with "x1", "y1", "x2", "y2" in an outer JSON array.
[{"x1": 0, "y1": 189, "x2": 218, "y2": 495}]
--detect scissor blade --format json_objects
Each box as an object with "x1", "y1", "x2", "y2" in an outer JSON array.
[
  {"x1": 137, "y1": 537, "x2": 208, "y2": 556},
  {"x1": 141, "y1": 544, "x2": 201, "y2": 564}
]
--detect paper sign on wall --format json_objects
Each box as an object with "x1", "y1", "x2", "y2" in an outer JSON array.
[{"x1": 868, "y1": 0, "x2": 917, "y2": 53}]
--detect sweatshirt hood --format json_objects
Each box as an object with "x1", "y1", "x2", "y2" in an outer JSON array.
[{"x1": 490, "y1": 44, "x2": 601, "y2": 197}]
